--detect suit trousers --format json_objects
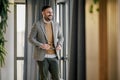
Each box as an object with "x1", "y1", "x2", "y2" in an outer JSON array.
[{"x1": 37, "y1": 57, "x2": 60, "y2": 80}]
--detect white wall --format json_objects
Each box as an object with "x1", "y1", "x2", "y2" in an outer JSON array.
[
  {"x1": 1, "y1": 0, "x2": 14, "y2": 80},
  {"x1": 86, "y1": 0, "x2": 99, "y2": 80}
]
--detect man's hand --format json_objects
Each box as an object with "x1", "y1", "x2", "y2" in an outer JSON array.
[
  {"x1": 56, "y1": 45, "x2": 62, "y2": 50},
  {"x1": 39, "y1": 44, "x2": 50, "y2": 50}
]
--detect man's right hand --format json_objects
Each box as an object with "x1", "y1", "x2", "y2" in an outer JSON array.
[{"x1": 39, "y1": 44, "x2": 50, "y2": 50}]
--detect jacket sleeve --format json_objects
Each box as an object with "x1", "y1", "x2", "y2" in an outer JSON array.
[
  {"x1": 57, "y1": 23, "x2": 64, "y2": 47},
  {"x1": 28, "y1": 23, "x2": 43, "y2": 47}
]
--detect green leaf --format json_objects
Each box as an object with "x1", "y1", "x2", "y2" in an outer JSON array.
[
  {"x1": 0, "y1": 0, "x2": 9, "y2": 68},
  {"x1": 89, "y1": 4, "x2": 93, "y2": 13},
  {"x1": 93, "y1": 0, "x2": 99, "y2": 4}
]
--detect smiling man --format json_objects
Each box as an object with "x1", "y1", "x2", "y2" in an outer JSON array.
[{"x1": 29, "y1": 5, "x2": 64, "y2": 80}]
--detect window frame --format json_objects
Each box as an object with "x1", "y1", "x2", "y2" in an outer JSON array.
[
  {"x1": 56, "y1": 1, "x2": 70, "y2": 80},
  {"x1": 14, "y1": 2, "x2": 26, "y2": 80}
]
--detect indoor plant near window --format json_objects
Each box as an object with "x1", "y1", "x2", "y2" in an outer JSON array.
[
  {"x1": 90, "y1": 0, "x2": 99, "y2": 13},
  {"x1": 0, "y1": 0, "x2": 9, "y2": 67}
]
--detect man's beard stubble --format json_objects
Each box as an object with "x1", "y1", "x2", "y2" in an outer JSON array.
[{"x1": 44, "y1": 15, "x2": 52, "y2": 21}]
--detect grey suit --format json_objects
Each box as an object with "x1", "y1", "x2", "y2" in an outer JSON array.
[{"x1": 29, "y1": 19, "x2": 64, "y2": 61}]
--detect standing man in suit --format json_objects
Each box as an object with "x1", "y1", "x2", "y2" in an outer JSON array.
[{"x1": 29, "y1": 5, "x2": 64, "y2": 80}]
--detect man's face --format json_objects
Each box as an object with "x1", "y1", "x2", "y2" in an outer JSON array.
[{"x1": 42, "y1": 8, "x2": 53, "y2": 21}]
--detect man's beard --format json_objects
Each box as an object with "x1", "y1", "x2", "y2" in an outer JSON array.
[{"x1": 44, "y1": 16, "x2": 52, "y2": 21}]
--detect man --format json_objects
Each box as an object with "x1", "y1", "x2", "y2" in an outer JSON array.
[{"x1": 29, "y1": 5, "x2": 64, "y2": 80}]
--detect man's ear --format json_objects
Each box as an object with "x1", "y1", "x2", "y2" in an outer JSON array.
[{"x1": 42, "y1": 11, "x2": 44, "y2": 16}]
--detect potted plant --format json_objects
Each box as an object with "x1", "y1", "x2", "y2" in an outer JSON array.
[{"x1": 0, "y1": 0, "x2": 9, "y2": 67}]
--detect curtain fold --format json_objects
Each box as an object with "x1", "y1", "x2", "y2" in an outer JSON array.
[
  {"x1": 24, "y1": 1, "x2": 43, "y2": 80},
  {"x1": 24, "y1": 0, "x2": 56, "y2": 80},
  {"x1": 68, "y1": 0, "x2": 86, "y2": 80}
]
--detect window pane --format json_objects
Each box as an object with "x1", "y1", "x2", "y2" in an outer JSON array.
[
  {"x1": 17, "y1": 60, "x2": 24, "y2": 80},
  {"x1": 57, "y1": 5, "x2": 59, "y2": 23},
  {"x1": 17, "y1": 4, "x2": 25, "y2": 57}
]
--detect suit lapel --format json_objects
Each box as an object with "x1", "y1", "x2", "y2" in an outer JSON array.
[
  {"x1": 39, "y1": 20, "x2": 48, "y2": 42},
  {"x1": 51, "y1": 21, "x2": 55, "y2": 42}
]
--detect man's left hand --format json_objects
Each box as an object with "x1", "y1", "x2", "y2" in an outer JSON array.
[{"x1": 56, "y1": 45, "x2": 62, "y2": 50}]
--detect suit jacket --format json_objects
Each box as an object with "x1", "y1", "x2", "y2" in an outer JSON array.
[{"x1": 29, "y1": 19, "x2": 64, "y2": 61}]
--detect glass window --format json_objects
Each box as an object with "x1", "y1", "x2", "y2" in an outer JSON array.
[
  {"x1": 17, "y1": 60, "x2": 24, "y2": 80},
  {"x1": 57, "y1": 2, "x2": 69, "y2": 80},
  {"x1": 17, "y1": 4, "x2": 25, "y2": 57},
  {"x1": 57, "y1": 5, "x2": 59, "y2": 23},
  {"x1": 57, "y1": 4, "x2": 67, "y2": 80},
  {"x1": 15, "y1": 4, "x2": 25, "y2": 80}
]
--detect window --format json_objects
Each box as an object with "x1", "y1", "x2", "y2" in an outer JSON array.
[
  {"x1": 15, "y1": 4, "x2": 26, "y2": 80},
  {"x1": 57, "y1": 2, "x2": 69, "y2": 80}
]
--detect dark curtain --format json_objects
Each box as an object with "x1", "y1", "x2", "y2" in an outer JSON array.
[
  {"x1": 24, "y1": 0, "x2": 56, "y2": 80},
  {"x1": 68, "y1": 0, "x2": 86, "y2": 80}
]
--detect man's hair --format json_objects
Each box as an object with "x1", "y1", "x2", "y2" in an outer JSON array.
[{"x1": 42, "y1": 5, "x2": 52, "y2": 11}]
